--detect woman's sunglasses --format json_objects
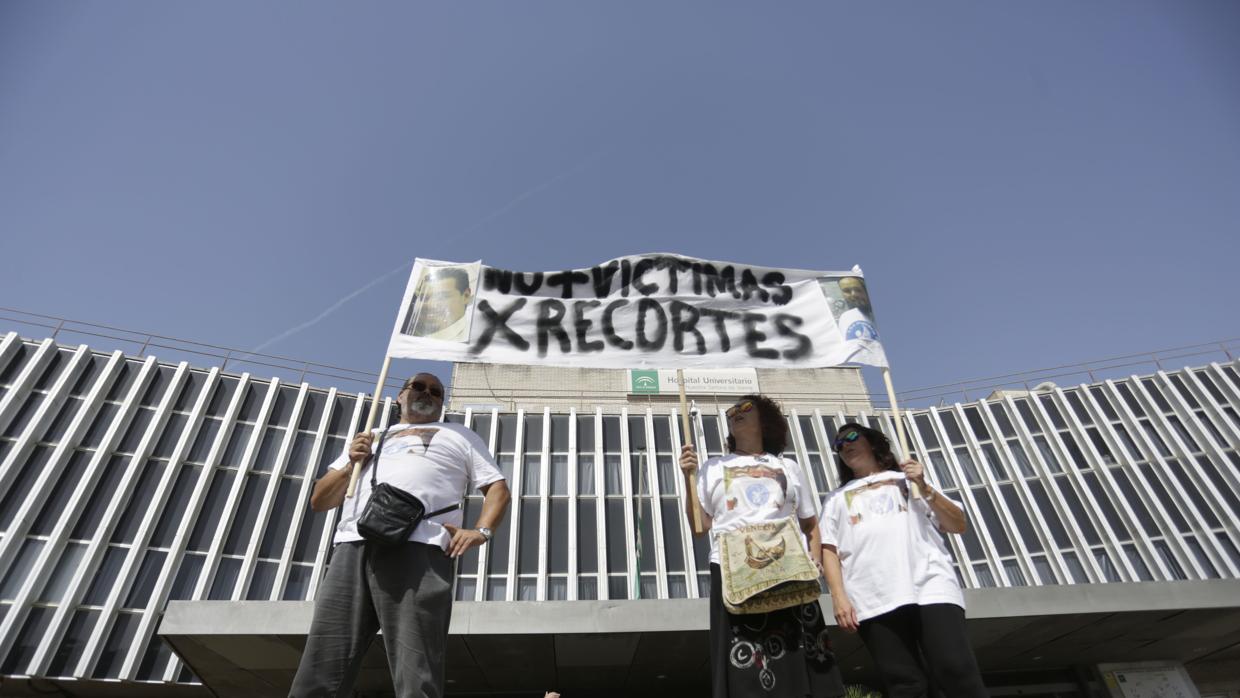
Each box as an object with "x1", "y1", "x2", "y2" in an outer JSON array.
[
  {"x1": 403, "y1": 380, "x2": 444, "y2": 399},
  {"x1": 725, "y1": 401, "x2": 755, "y2": 420},
  {"x1": 834, "y1": 431, "x2": 861, "y2": 450}
]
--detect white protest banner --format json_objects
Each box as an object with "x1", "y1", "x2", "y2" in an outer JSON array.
[{"x1": 385, "y1": 253, "x2": 888, "y2": 369}]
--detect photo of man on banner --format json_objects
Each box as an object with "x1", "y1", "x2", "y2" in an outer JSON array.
[
  {"x1": 819, "y1": 271, "x2": 879, "y2": 342},
  {"x1": 399, "y1": 262, "x2": 478, "y2": 343}
]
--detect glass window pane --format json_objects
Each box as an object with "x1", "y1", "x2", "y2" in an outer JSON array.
[
  {"x1": 550, "y1": 414, "x2": 570, "y2": 451},
  {"x1": 82, "y1": 403, "x2": 119, "y2": 448},
  {"x1": 605, "y1": 499, "x2": 628, "y2": 573},
  {"x1": 577, "y1": 576, "x2": 597, "y2": 600},
  {"x1": 258, "y1": 478, "x2": 300, "y2": 558},
  {"x1": 577, "y1": 455, "x2": 595, "y2": 495},
  {"x1": 1152, "y1": 540, "x2": 1186, "y2": 580},
  {"x1": 1083, "y1": 472, "x2": 1131, "y2": 542},
  {"x1": 455, "y1": 577, "x2": 477, "y2": 601},
  {"x1": 83, "y1": 545, "x2": 125, "y2": 605},
  {"x1": 118, "y1": 408, "x2": 155, "y2": 453},
  {"x1": 152, "y1": 413, "x2": 188, "y2": 458},
  {"x1": 661, "y1": 501, "x2": 685, "y2": 572},
  {"x1": 125, "y1": 549, "x2": 167, "y2": 608},
  {"x1": 980, "y1": 443, "x2": 1008, "y2": 481},
  {"x1": 604, "y1": 454, "x2": 623, "y2": 495},
  {"x1": 575, "y1": 415, "x2": 595, "y2": 451},
  {"x1": 521, "y1": 455, "x2": 541, "y2": 495},
  {"x1": 223, "y1": 473, "x2": 270, "y2": 555},
  {"x1": 653, "y1": 417, "x2": 673, "y2": 452},
  {"x1": 291, "y1": 503, "x2": 329, "y2": 564},
  {"x1": 39, "y1": 542, "x2": 87, "y2": 603},
  {"x1": 939, "y1": 412, "x2": 966, "y2": 445},
  {"x1": 136, "y1": 636, "x2": 175, "y2": 681},
  {"x1": 548, "y1": 500, "x2": 568, "y2": 574},
  {"x1": 209, "y1": 557, "x2": 242, "y2": 600},
  {"x1": 608, "y1": 575, "x2": 629, "y2": 600},
  {"x1": 46, "y1": 609, "x2": 98, "y2": 677},
  {"x1": 246, "y1": 560, "x2": 278, "y2": 600},
  {"x1": 1, "y1": 538, "x2": 45, "y2": 600},
  {"x1": 170, "y1": 553, "x2": 205, "y2": 600},
  {"x1": 1030, "y1": 554, "x2": 1056, "y2": 585},
  {"x1": 914, "y1": 414, "x2": 940, "y2": 448},
  {"x1": 252, "y1": 427, "x2": 286, "y2": 473},
  {"x1": 1093, "y1": 548, "x2": 1121, "y2": 582},
  {"x1": 517, "y1": 500, "x2": 540, "y2": 575},
  {"x1": 928, "y1": 451, "x2": 955, "y2": 489},
  {"x1": 1034, "y1": 436, "x2": 1061, "y2": 473},
  {"x1": 1062, "y1": 551, "x2": 1088, "y2": 583},
  {"x1": 112, "y1": 459, "x2": 165, "y2": 544},
  {"x1": 1123, "y1": 544, "x2": 1152, "y2": 581},
  {"x1": 971, "y1": 490, "x2": 1013, "y2": 557},
  {"x1": 282, "y1": 564, "x2": 313, "y2": 601},
  {"x1": 1055, "y1": 477, "x2": 1101, "y2": 545},
  {"x1": 635, "y1": 499, "x2": 657, "y2": 573},
  {"x1": 221, "y1": 424, "x2": 254, "y2": 467},
  {"x1": 602, "y1": 416, "x2": 621, "y2": 452},
  {"x1": 189, "y1": 469, "x2": 236, "y2": 551},
  {"x1": 1026, "y1": 481, "x2": 1072, "y2": 548},
  {"x1": 577, "y1": 500, "x2": 598, "y2": 573},
  {"x1": 486, "y1": 509, "x2": 512, "y2": 575},
  {"x1": 954, "y1": 448, "x2": 981, "y2": 485},
  {"x1": 496, "y1": 414, "x2": 517, "y2": 452},
  {"x1": 285, "y1": 432, "x2": 316, "y2": 478},
  {"x1": 31, "y1": 450, "x2": 91, "y2": 536},
  {"x1": 2, "y1": 607, "x2": 52, "y2": 675},
  {"x1": 92, "y1": 612, "x2": 139, "y2": 678},
  {"x1": 485, "y1": 578, "x2": 507, "y2": 601},
  {"x1": 1001, "y1": 559, "x2": 1027, "y2": 586},
  {"x1": 1184, "y1": 536, "x2": 1219, "y2": 578},
  {"x1": 188, "y1": 418, "x2": 222, "y2": 463},
  {"x1": 999, "y1": 484, "x2": 1043, "y2": 553}
]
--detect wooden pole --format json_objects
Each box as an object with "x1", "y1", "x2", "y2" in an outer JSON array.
[
  {"x1": 882, "y1": 366, "x2": 921, "y2": 499},
  {"x1": 346, "y1": 355, "x2": 393, "y2": 498},
  {"x1": 677, "y1": 369, "x2": 706, "y2": 534}
]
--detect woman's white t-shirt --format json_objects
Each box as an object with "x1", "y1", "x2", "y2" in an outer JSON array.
[
  {"x1": 819, "y1": 470, "x2": 964, "y2": 622},
  {"x1": 696, "y1": 453, "x2": 818, "y2": 565}
]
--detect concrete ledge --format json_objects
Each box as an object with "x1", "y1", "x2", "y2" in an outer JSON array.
[{"x1": 163, "y1": 579, "x2": 1240, "y2": 637}]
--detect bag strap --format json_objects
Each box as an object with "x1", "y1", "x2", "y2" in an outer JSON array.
[
  {"x1": 368, "y1": 427, "x2": 390, "y2": 486},
  {"x1": 424, "y1": 502, "x2": 461, "y2": 519}
]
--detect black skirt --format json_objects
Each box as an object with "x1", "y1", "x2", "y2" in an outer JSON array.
[{"x1": 709, "y1": 564, "x2": 845, "y2": 697}]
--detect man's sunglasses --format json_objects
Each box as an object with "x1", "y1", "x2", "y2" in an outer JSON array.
[
  {"x1": 726, "y1": 401, "x2": 755, "y2": 420},
  {"x1": 403, "y1": 380, "x2": 444, "y2": 399},
  {"x1": 834, "y1": 431, "x2": 861, "y2": 450}
]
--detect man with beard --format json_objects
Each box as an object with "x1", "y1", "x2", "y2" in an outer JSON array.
[
  {"x1": 401, "y1": 266, "x2": 474, "y2": 342},
  {"x1": 836, "y1": 276, "x2": 879, "y2": 341},
  {"x1": 290, "y1": 373, "x2": 510, "y2": 698}
]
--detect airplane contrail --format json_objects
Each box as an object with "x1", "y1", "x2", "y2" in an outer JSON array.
[{"x1": 243, "y1": 146, "x2": 613, "y2": 357}]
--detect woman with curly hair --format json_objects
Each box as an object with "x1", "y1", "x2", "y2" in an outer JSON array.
[
  {"x1": 680, "y1": 394, "x2": 844, "y2": 698},
  {"x1": 819, "y1": 422, "x2": 986, "y2": 697}
]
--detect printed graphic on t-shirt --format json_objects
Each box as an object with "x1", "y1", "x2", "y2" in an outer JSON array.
[
  {"x1": 843, "y1": 479, "x2": 909, "y2": 525},
  {"x1": 384, "y1": 427, "x2": 440, "y2": 455},
  {"x1": 722, "y1": 457, "x2": 788, "y2": 512}
]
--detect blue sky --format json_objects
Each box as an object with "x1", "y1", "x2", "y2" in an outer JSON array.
[{"x1": 2, "y1": 2, "x2": 1237, "y2": 403}]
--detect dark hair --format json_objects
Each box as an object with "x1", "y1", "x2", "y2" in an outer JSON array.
[
  {"x1": 725, "y1": 394, "x2": 788, "y2": 456},
  {"x1": 429, "y1": 267, "x2": 471, "y2": 294},
  {"x1": 834, "y1": 422, "x2": 899, "y2": 486}
]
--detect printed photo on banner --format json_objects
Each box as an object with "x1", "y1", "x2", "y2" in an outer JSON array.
[
  {"x1": 819, "y1": 274, "x2": 879, "y2": 342},
  {"x1": 399, "y1": 263, "x2": 479, "y2": 343}
]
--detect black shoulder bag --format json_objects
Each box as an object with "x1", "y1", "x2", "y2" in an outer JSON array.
[{"x1": 356, "y1": 427, "x2": 460, "y2": 546}]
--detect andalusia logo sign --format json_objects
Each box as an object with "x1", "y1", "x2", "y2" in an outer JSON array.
[{"x1": 631, "y1": 370, "x2": 660, "y2": 395}]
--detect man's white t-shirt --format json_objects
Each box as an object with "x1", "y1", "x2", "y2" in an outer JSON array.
[
  {"x1": 696, "y1": 453, "x2": 818, "y2": 565},
  {"x1": 819, "y1": 470, "x2": 964, "y2": 622},
  {"x1": 329, "y1": 421, "x2": 504, "y2": 550}
]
